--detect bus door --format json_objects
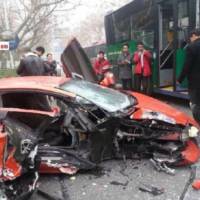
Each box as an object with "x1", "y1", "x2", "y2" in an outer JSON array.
[
  {"x1": 176, "y1": 0, "x2": 191, "y2": 89},
  {"x1": 157, "y1": 0, "x2": 174, "y2": 88}
]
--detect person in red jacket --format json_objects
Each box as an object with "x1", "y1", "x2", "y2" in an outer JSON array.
[
  {"x1": 93, "y1": 51, "x2": 110, "y2": 81},
  {"x1": 133, "y1": 42, "x2": 152, "y2": 95}
]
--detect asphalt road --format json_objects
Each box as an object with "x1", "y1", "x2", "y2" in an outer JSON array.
[{"x1": 32, "y1": 96, "x2": 200, "y2": 200}]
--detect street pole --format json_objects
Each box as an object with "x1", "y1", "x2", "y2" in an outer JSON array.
[
  {"x1": 3, "y1": 0, "x2": 15, "y2": 69},
  {"x1": 196, "y1": 0, "x2": 200, "y2": 29}
]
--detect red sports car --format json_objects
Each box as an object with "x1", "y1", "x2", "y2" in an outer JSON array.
[{"x1": 0, "y1": 39, "x2": 199, "y2": 199}]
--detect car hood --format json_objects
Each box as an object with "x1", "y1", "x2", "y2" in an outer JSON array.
[
  {"x1": 129, "y1": 92, "x2": 198, "y2": 127},
  {"x1": 61, "y1": 38, "x2": 97, "y2": 83}
]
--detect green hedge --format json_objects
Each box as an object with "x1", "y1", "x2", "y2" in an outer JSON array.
[{"x1": 0, "y1": 69, "x2": 17, "y2": 78}]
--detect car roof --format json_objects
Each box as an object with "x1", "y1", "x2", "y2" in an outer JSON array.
[{"x1": 0, "y1": 76, "x2": 69, "y2": 90}]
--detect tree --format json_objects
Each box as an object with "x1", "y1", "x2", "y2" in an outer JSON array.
[
  {"x1": 0, "y1": 0, "x2": 80, "y2": 51},
  {"x1": 0, "y1": 0, "x2": 81, "y2": 69}
]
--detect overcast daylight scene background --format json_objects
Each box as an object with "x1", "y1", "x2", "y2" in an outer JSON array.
[{"x1": 0, "y1": 0, "x2": 132, "y2": 64}]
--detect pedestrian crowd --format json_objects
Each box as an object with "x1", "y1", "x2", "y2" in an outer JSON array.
[
  {"x1": 17, "y1": 46, "x2": 59, "y2": 77},
  {"x1": 93, "y1": 41, "x2": 152, "y2": 95}
]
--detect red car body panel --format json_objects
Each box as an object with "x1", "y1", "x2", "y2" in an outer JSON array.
[
  {"x1": 0, "y1": 76, "x2": 67, "y2": 89},
  {"x1": 0, "y1": 130, "x2": 22, "y2": 181},
  {"x1": 130, "y1": 91, "x2": 198, "y2": 127},
  {"x1": 181, "y1": 140, "x2": 200, "y2": 165},
  {"x1": 0, "y1": 107, "x2": 59, "y2": 118}
]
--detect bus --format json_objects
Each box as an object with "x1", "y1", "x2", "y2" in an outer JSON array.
[{"x1": 104, "y1": 0, "x2": 200, "y2": 99}]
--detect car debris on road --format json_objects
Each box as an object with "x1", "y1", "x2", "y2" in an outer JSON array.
[{"x1": 138, "y1": 183, "x2": 165, "y2": 196}]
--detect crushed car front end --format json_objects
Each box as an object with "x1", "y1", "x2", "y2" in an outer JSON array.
[{"x1": 58, "y1": 79, "x2": 200, "y2": 167}]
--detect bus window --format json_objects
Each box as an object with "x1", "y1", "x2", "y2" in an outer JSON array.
[
  {"x1": 113, "y1": 16, "x2": 131, "y2": 43},
  {"x1": 105, "y1": 0, "x2": 155, "y2": 46},
  {"x1": 178, "y1": 0, "x2": 189, "y2": 27},
  {"x1": 130, "y1": 1, "x2": 155, "y2": 49},
  {"x1": 178, "y1": 0, "x2": 189, "y2": 48}
]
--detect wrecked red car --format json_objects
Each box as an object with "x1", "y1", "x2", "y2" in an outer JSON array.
[{"x1": 0, "y1": 39, "x2": 199, "y2": 199}]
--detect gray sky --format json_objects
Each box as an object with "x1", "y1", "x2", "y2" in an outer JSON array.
[
  {"x1": 51, "y1": 0, "x2": 132, "y2": 55},
  {"x1": 55, "y1": 0, "x2": 132, "y2": 30}
]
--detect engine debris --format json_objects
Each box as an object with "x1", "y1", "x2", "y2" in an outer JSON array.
[{"x1": 138, "y1": 183, "x2": 165, "y2": 196}]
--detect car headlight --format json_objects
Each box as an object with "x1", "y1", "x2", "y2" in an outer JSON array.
[
  {"x1": 188, "y1": 126, "x2": 199, "y2": 137},
  {"x1": 181, "y1": 126, "x2": 199, "y2": 141},
  {"x1": 142, "y1": 110, "x2": 176, "y2": 124}
]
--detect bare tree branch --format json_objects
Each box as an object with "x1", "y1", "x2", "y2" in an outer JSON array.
[
  {"x1": 0, "y1": 0, "x2": 81, "y2": 52},
  {"x1": 55, "y1": 0, "x2": 81, "y2": 11},
  {"x1": 16, "y1": 0, "x2": 66, "y2": 34}
]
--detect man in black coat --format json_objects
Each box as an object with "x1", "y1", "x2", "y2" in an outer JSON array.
[
  {"x1": 17, "y1": 46, "x2": 51, "y2": 111},
  {"x1": 44, "y1": 53, "x2": 57, "y2": 76},
  {"x1": 17, "y1": 46, "x2": 49, "y2": 76},
  {"x1": 178, "y1": 29, "x2": 200, "y2": 124}
]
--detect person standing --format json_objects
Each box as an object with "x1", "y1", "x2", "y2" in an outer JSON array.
[
  {"x1": 117, "y1": 44, "x2": 132, "y2": 90},
  {"x1": 16, "y1": 46, "x2": 51, "y2": 111},
  {"x1": 45, "y1": 53, "x2": 57, "y2": 76},
  {"x1": 133, "y1": 42, "x2": 152, "y2": 95},
  {"x1": 17, "y1": 46, "x2": 48, "y2": 76},
  {"x1": 93, "y1": 51, "x2": 110, "y2": 81},
  {"x1": 177, "y1": 29, "x2": 200, "y2": 125}
]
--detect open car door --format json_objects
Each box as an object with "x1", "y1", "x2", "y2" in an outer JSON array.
[{"x1": 61, "y1": 38, "x2": 97, "y2": 83}]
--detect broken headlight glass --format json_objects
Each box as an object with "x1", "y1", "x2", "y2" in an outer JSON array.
[{"x1": 142, "y1": 110, "x2": 176, "y2": 125}]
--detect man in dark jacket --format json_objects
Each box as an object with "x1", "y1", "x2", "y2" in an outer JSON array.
[
  {"x1": 178, "y1": 29, "x2": 200, "y2": 124},
  {"x1": 117, "y1": 44, "x2": 132, "y2": 90},
  {"x1": 44, "y1": 53, "x2": 57, "y2": 76},
  {"x1": 17, "y1": 46, "x2": 48, "y2": 76},
  {"x1": 17, "y1": 46, "x2": 51, "y2": 111}
]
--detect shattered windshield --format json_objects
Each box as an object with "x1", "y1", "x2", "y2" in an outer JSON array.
[{"x1": 59, "y1": 80, "x2": 134, "y2": 113}]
